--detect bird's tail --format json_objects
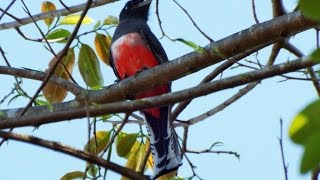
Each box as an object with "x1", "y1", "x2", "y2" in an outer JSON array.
[
  {"x1": 135, "y1": 86, "x2": 182, "y2": 179},
  {"x1": 144, "y1": 106, "x2": 182, "y2": 179}
]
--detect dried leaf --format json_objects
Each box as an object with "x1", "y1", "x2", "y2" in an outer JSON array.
[
  {"x1": 41, "y1": 1, "x2": 56, "y2": 27},
  {"x1": 84, "y1": 131, "x2": 111, "y2": 154},
  {"x1": 42, "y1": 48, "x2": 75, "y2": 103},
  {"x1": 94, "y1": 33, "x2": 111, "y2": 66}
]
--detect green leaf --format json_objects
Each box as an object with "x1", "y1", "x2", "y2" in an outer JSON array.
[
  {"x1": 100, "y1": 114, "x2": 112, "y2": 122},
  {"x1": 46, "y1": 29, "x2": 71, "y2": 43},
  {"x1": 175, "y1": 38, "x2": 204, "y2": 53},
  {"x1": 289, "y1": 99, "x2": 320, "y2": 144},
  {"x1": 300, "y1": 132, "x2": 320, "y2": 173},
  {"x1": 60, "y1": 171, "x2": 85, "y2": 180},
  {"x1": 8, "y1": 94, "x2": 22, "y2": 105},
  {"x1": 78, "y1": 44, "x2": 104, "y2": 88},
  {"x1": 299, "y1": 0, "x2": 320, "y2": 20},
  {"x1": 59, "y1": 14, "x2": 94, "y2": 25},
  {"x1": 86, "y1": 163, "x2": 98, "y2": 177},
  {"x1": 103, "y1": 15, "x2": 119, "y2": 25},
  {"x1": 116, "y1": 133, "x2": 138, "y2": 157},
  {"x1": 34, "y1": 99, "x2": 53, "y2": 111},
  {"x1": 85, "y1": 131, "x2": 111, "y2": 154},
  {"x1": 311, "y1": 48, "x2": 320, "y2": 63},
  {"x1": 93, "y1": 20, "x2": 101, "y2": 30}
]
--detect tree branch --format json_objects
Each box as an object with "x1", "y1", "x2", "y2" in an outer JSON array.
[
  {"x1": 0, "y1": 57, "x2": 316, "y2": 129},
  {"x1": 0, "y1": 66, "x2": 83, "y2": 95},
  {"x1": 0, "y1": 131, "x2": 149, "y2": 180},
  {"x1": 19, "y1": 0, "x2": 93, "y2": 116},
  {"x1": 83, "y1": 11, "x2": 319, "y2": 104},
  {"x1": 283, "y1": 42, "x2": 320, "y2": 96},
  {"x1": 172, "y1": 44, "x2": 265, "y2": 120},
  {"x1": 0, "y1": 11, "x2": 319, "y2": 128},
  {"x1": 0, "y1": 0, "x2": 119, "y2": 30}
]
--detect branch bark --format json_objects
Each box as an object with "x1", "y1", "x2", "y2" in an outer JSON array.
[
  {"x1": 0, "y1": 57, "x2": 316, "y2": 129},
  {"x1": 0, "y1": 131, "x2": 149, "y2": 180},
  {"x1": 0, "y1": 11, "x2": 319, "y2": 128},
  {"x1": 0, "y1": 0, "x2": 119, "y2": 30},
  {"x1": 0, "y1": 66, "x2": 84, "y2": 95}
]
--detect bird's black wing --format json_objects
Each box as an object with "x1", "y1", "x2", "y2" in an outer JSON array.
[
  {"x1": 139, "y1": 24, "x2": 168, "y2": 64},
  {"x1": 139, "y1": 24, "x2": 171, "y2": 91}
]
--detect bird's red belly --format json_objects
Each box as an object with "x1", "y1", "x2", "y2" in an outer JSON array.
[
  {"x1": 111, "y1": 33, "x2": 168, "y2": 118},
  {"x1": 111, "y1": 33, "x2": 159, "y2": 79}
]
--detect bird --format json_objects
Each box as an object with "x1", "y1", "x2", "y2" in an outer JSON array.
[{"x1": 109, "y1": 0, "x2": 182, "y2": 179}]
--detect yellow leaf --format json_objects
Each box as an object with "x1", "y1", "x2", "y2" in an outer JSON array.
[
  {"x1": 289, "y1": 99, "x2": 320, "y2": 144},
  {"x1": 42, "y1": 48, "x2": 75, "y2": 103},
  {"x1": 41, "y1": 1, "x2": 56, "y2": 27},
  {"x1": 121, "y1": 142, "x2": 145, "y2": 180},
  {"x1": 103, "y1": 15, "x2": 119, "y2": 25},
  {"x1": 94, "y1": 33, "x2": 111, "y2": 66},
  {"x1": 84, "y1": 131, "x2": 111, "y2": 154},
  {"x1": 157, "y1": 171, "x2": 177, "y2": 180},
  {"x1": 60, "y1": 14, "x2": 94, "y2": 25},
  {"x1": 144, "y1": 138, "x2": 154, "y2": 169}
]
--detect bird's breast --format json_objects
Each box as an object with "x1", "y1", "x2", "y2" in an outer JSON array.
[{"x1": 111, "y1": 32, "x2": 159, "y2": 79}]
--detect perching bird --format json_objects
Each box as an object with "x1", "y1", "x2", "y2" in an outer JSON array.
[{"x1": 109, "y1": 0, "x2": 182, "y2": 178}]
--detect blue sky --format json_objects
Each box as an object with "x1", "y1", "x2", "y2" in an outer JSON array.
[{"x1": 0, "y1": 0, "x2": 317, "y2": 180}]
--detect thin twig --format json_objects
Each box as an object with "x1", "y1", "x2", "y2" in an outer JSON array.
[
  {"x1": 0, "y1": 0, "x2": 119, "y2": 30},
  {"x1": 155, "y1": 0, "x2": 164, "y2": 38},
  {"x1": 0, "y1": 0, "x2": 16, "y2": 22},
  {"x1": 172, "y1": 45, "x2": 266, "y2": 120},
  {"x1": 172, "y1": 0, "x2": 213, "y2": 42},
  {"x1": 19, "y1": 0, "x2": 93, "y2": 116},
  {"x1": 100, "y1": 113, "x2": 130, "y2": 158},
  {"x1": 139, "y1": 144, "x2": 151, "y2": 174},
  {"x1": 15, "y1": 27, "x2": 42, "y2": 42},
  {"x1": 182, "y1": 127, "x2": 188, "y2": 152},
  {"x1": 186, "y1": 149, "x2": 240, "y2": 159},
  {"x1": 283, "y1": 42, "x2": 320, "y2": 96},
  {"x1": 278, "y1": 118, "x2": 288, "y2": 180},
  {"x1": 178, "y1": 40, "x2": 283, "y2": 127},
  {"x1": 181, "y1": 82, "x2": 259, "y2": 127},
  {"x1": 59, "y1": 0, "x2": 70, "y2": 11},
  {"x1": 251, "y1": 0, "x2": 259, "y2": 23},
  {"x1": 183, "y1": 151, "x2": 203, "y2": 180},
  {"x1": 0, "y1": 8, "x2": 20, "y2": 22}
]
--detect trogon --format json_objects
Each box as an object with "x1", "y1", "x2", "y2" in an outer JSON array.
[{"x1": 109, "y1": 0, "x2": 182, "y2": 178}]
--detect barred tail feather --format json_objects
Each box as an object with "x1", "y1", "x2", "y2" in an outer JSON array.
[{"x1": 143, "y1": 106, "x2": 182, "y2": 179}]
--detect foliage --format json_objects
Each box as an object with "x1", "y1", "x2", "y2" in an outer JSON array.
[{"x1": 1, "y1": 0, "x2": 320, "y2": 179}]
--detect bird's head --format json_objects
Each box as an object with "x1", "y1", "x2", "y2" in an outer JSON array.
[{"x1": 119, "y1": 0, "x2": 151, "y2": 21}]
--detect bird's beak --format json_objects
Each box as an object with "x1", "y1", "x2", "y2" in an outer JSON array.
[{"x1": 133, "y1": 0, "x2": 151, "y2": 9}]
